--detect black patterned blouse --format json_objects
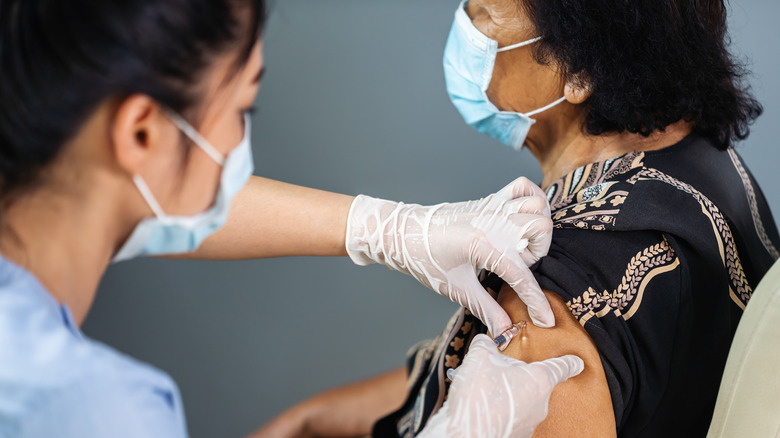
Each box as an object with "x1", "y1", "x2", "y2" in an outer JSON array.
[{"x1": 373, "y1": 135, "x2": 780, "y2": 438}]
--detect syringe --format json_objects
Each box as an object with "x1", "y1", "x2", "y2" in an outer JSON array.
[{"x1": 493, "y1": 321, "x2": 527, "y2": 351}]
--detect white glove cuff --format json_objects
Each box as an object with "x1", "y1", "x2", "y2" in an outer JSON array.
[{"x1": 345, "y1": 194, "x2": 394, "y2": 266}]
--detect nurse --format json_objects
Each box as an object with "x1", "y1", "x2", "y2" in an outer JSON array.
[{"x1": 0, "y1": 0, "x2": 582, "y2": 436}]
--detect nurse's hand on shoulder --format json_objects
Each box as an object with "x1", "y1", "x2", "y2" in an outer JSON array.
[{"x1": 346, "y1": 177, "x2": 554, "y2": 335}]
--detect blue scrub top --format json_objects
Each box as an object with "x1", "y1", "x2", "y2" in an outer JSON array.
[{"x1": 0, "y1": 255, "x2": 188, "y2": 437}]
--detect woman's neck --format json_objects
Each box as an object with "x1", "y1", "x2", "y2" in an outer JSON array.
[
  {"x1": 0, "y1": 171, "x2": 129, "y2": 326},
  {"x1": 530, "y1": 120, "x2": 694, "y2": 189}
]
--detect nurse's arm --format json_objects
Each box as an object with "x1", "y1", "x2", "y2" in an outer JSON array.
[
  {"x1": 181, "y1": 176, "x2": 354, "y2": 260},
  {"x1": 495, "y1": 284, "x2": 617, "y2": 437}
]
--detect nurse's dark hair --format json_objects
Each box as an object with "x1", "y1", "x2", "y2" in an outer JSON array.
[
  {"x1": 521, "y1": 0, "x2": 761, "y2": 150},
  {"x1": 0, "y1": 0, "x2": 266, "y2": 192}
]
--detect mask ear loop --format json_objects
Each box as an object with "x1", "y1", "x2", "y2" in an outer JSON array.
[
  {"x1": 164, "y1": 111, "x2": 226, "y2": 166},
  {"x1": 497, "y1": 36, "x2": 542, "y2": 53},
  {"x1": 132, "y1": 174, "x2": 168, "y2": 219},
  {"x1": 523, "y1": 96, "x2": 567, "y2": 117}
]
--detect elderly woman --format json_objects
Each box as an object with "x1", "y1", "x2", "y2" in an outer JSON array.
[{"x1": 254, "y1": 0, "x2": 779, "y2": 436}]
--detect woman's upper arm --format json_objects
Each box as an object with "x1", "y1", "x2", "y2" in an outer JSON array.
[{"x1": 495, "y1": 284, "x2": 617, "y2": 437}]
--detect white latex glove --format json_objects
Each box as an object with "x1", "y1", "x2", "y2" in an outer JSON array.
[
  {"x1": 417, "y1": 334, "x2": 585, "y2": 438},
  {"x1": 346, "y1": 177, "x2": 554, "y2": 333}
]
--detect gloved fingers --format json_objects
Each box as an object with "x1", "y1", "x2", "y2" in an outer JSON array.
[
  {"x1": 463, "y1": 333, "x2": 504, "y2": 361},
  {"x1": 449, "y1": 334, "x2": 518, "y2": 384},
  {"x1": 469, "y1": 333, "x2": 501, "y2": 351},
  {"x1": 456, "y1": 274, "x2": 514, "y2": 336},
  {"x1": 471, "y1": 199, "x2": 549, "y2": 241},
  {"x1": 446, "y1": 367, "x2": 458, "y2": 382},
  {"x1": 478, "y1": 243, "x2": 554, "y2": 328},
  {"x1": 507, "y1": 215, "x2": 553, "y2": 263},
  {"x1": 463, "y1": 337, "x2": 584, "y2": 387},
  {"x1": 502, "y1": 195, "x2": 551, "y2": 217},
  {"x1": 530, "y1": 354, "x2": 586, "y2": 388},
  {"x1": 463, "y1": 333, "x2": 525, "y2": 362},
  {"x1": 464, "y1": 334, "x2": 529, "y2": 368},
  {"x1": 494, "y1": 177, "x2": 547, "y2": 202}
]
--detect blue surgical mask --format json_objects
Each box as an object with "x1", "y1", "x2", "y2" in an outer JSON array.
[
  {"x1": 443, "y1": 0, "x2": 566, "y2": 150},
  {"x1": 113, "y1": 112, "x2": 254, "y2": 262}
]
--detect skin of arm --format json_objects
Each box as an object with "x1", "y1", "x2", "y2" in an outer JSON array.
[
  {"x1": 494, "y1": 283, "x2": 617, "y2": 437},
  {"x1": 248, "y1": 367, "x2": 407, "y2": 438},
  {"x1": 181, "y1": 176, "x2": 355, "y2": 260}
]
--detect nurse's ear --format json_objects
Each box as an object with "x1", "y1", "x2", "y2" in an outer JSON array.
[
  {"x1": 110, "y1": 95, "x2": 179, "y2": 175},
  {"x1": 564, "y1": 78, "x2": 592, "y2": 105}
]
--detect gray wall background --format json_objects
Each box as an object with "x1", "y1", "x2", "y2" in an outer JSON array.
[{"x1": 82, "y1": 1, "x2": 780, "y2": 437}]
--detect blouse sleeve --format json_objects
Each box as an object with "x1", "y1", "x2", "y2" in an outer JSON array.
[{"x1": 531, "y1": 227, "x2": 686, "y2": 430}]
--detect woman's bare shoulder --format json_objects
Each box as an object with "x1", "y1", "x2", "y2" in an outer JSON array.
[{"x1": 495, "y1": 284, "x2": 617, "y2": 437}]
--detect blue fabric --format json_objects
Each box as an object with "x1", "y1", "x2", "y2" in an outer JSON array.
[{"x1": 0, "y1": 256, "x2": 188, "y2": 438}]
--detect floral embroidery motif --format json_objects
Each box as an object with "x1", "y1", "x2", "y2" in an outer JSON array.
[
  {"x1": 551, "y1": 190, "x2": 627, "y2": 231},
  {"x1": 444, "y1": 354, "x2": 460, "y2": 368},
  {"x1": 611, "y1": 195, "x2": 627, "y2": 206}
]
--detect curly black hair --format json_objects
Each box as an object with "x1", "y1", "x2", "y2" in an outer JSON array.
[{"x1": 521, "y1": 0, "x2": 762, "y2": 149}]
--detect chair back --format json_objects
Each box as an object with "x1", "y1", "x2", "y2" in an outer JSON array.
[{"x1": 708, "y1": 259, "x2": 780, "y2": 437}]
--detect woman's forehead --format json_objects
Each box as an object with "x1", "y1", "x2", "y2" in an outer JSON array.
[{"x1": 466, "y1": 0, "x2": 537, "y2": 44}]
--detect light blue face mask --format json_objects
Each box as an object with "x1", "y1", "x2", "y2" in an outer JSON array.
[
  {"x1": 113, "y1": 113, "x2": 254, "y2": 262},
  {"x1": 443, "y1": 0, "x2": 566, "y2": 150}
]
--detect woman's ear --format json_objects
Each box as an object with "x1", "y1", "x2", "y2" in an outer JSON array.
[
  {"x1": 564, "y1": 79, "x2": 592, "y2": 105},
  {"x1": 111, "y1": 95, "x2": 173, "y2": 175}
]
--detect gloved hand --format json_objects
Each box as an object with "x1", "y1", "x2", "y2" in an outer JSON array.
[
  {"x1": 417, "y1": 334, "x2": 584, "y2": 438},
  {"x1": 345, "y1": 177, "x2": 554, "y2": 333}
]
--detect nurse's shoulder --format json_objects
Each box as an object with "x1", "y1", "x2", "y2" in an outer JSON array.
[{"x1": 0, "y1": 257, "x2": 188, "y2": 438}]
